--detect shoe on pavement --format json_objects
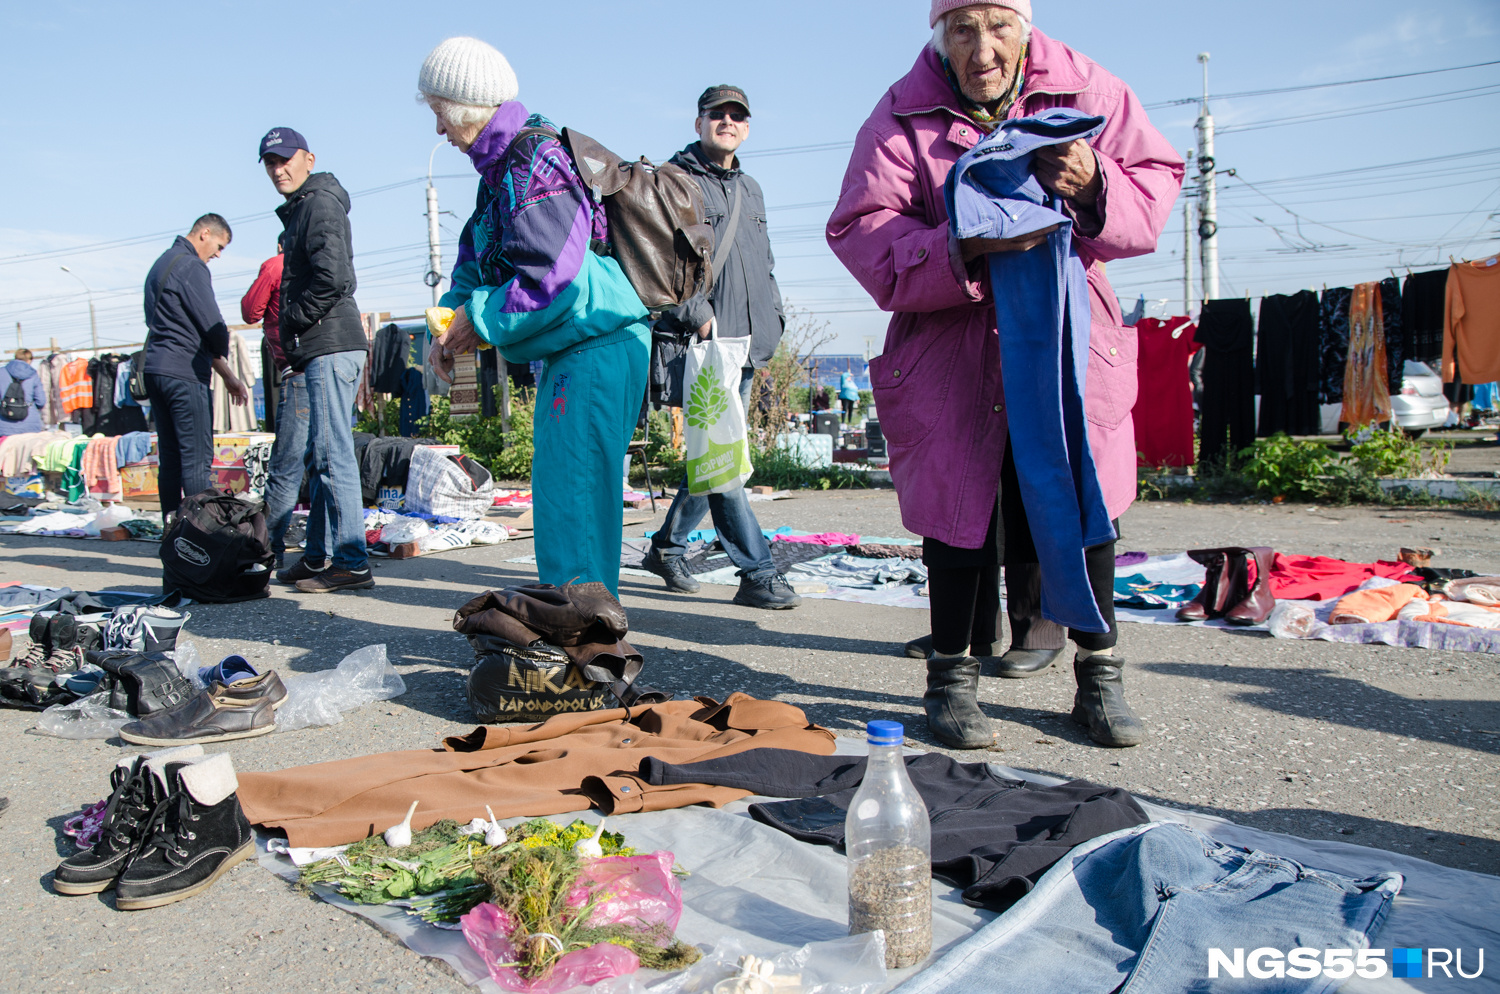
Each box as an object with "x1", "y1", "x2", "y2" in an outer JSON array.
[
  {"x1": 54, "y1": 745, "x2": 203, "y2": 895},
  {"x1": 274, "y1": 557, "x2": 328, "y2": 586},
  {"x1": 295, "y1": 566, "x2": 375, "y2": 594},
  {"x1": 114, "y1": 753, "x2": 255, "y2": 911},
  {"x1": 198, "y1": 655, "x2": 287, "y2": 709},
  {"x1": 119, "y1": 690, "x2": 275, "y2": 747},
  {"x1": 992, "y1": 646, "x2": 1066, "y2": 679},
  {"x1": 1071, "y1": 652, "x2": 1146, "y2": 748},
  {"x1": 733, "y1": 571, "x2": 802, "y2": 610},
  {"x1": 641, "y1": 550, "x2": 701, "y2": 593}
]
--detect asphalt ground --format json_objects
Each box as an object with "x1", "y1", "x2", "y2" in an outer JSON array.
[{"x1": 0, "y1": 491, "x2": 1495, "y2": 991}]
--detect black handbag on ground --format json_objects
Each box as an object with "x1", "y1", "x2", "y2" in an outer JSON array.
[{"x1": 160, "y1": 490, "x2": 274, "y2": 603}]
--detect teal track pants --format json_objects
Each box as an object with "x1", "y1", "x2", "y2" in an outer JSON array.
[{"x1": 531, "y1": 326, "x2": 650, "y2": 596}]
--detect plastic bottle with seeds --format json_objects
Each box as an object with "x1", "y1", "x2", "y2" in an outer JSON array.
[{"x1": 845, "y1": 720, "x2": 931, "y2": 969}]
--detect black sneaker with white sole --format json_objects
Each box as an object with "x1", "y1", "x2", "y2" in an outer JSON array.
[
  {"x1": 640, "y1": 550, "x2": 702, "y2": 593},
  {"x1": 295, "y1": 566, "x2": 375, "y2": 593},
  {"x1": 733, "y1": 571, "x2": 802, "y2": 610},
  {"x1": 114, "y1": 753, "x2": 255, "y2": 911},
  {"x1": 274, "y1": 557, "x2": 328, "y2": 586}
]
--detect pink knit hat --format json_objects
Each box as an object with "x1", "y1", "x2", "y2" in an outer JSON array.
[{"x1": 930, "y1": 0, "x2": 1032, "y2": 28}]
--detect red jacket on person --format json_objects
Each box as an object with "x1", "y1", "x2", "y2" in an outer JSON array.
[{"x1": 241, "y1": 253, "x2": 286, "y2": 372}]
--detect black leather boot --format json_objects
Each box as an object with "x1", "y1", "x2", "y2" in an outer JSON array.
[
  {"x1": 1071, "y1": 653, "x2": 1145, "y2": 748},
  {"x1": 115, "y1": 753, "x2": 254, "y2": 911},
  {"x1": 923, "y1": 656, "x2": 994, "y2": 749},
  {"x1": 992, "y1": 646, "x2": 1066, "y2": 679}
]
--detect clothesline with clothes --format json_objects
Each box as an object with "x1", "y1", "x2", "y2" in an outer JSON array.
[{"x1": 1129, "y1": 257, "x2": 1500, "y2": 469}]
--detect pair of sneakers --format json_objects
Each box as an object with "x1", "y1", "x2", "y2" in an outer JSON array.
[
  {"x1": 274, "y1": 557, "x2": 375, "y2": 593},
  {"x1": 0, "y1": 612, "x2": 104, "y2": 707},
  {"x1": 53, "y1": 747, "x2": 255, "y2": 910}
]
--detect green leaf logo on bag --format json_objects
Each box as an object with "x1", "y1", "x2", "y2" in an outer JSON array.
[{"x1": 686, "y1": 364, "x2": 729, "y2": 430}]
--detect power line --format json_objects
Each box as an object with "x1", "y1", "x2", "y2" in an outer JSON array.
[
  {"x1": 1141, "y1": 59, "x2": 1500, "y2": 110},
  {"x1": 1218, "y1": 83, "x2": 1500, "y2": 135}
]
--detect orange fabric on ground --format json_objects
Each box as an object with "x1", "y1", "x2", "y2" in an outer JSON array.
[
  {"x1": 237, "y1": 694, "x2": 836, "y2": 848},
  {"x1": 1444, "y1": 259, "x2": 1500, "y2": 384},
  {"x1": 59, "y1": 359, "x2": 93, "y2": 413},
  {"x1": 1329, "y1": 583, "x2": 1425, "y2": 624},
  {"x1": 1341, "y1": 282, "x2": 1391, "y2": 428}
]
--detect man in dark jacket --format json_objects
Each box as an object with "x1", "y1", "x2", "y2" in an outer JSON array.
[
  {"x1": 259, "y1": 127, "x2": 372, "y2": 593},
  {"x1": 142, "y1": 214, "x2": 251, "y2": 515},
  {"x1": 641, "y1": 86, "x2": 798, "y2": 610}
]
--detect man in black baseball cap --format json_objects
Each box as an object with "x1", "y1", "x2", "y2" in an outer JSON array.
[{"x1": 696, "y1": 85, "x2": 751, "y2": 117}]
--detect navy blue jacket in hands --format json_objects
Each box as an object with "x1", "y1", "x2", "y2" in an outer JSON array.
[
  {"x1": 945, "y1": 108, "x2": 1116, "y2": 632},
  {"x1": 142, "y1": 236, "x2": 229, "y2": 385},
  {"x1": 640, "y1": 749, "x2": 1148, "y2": 911}
]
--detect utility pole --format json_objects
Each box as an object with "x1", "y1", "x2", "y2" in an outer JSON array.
[
  {"x1": 60, "y1": 265, "x2": 99, "y2": 351},
  {"x1": 14, "y1": 322, "x2": 20, "y2": 351},
  {"x1": 423, "y1": 142, "x2": 445, "y2": 306},
  {"x1": 1182, "y1": 193, "x2": 1194, "y2": 317},
  {"x1": 1195, "y1": 53, "x2": 1220, "y2": 302}
]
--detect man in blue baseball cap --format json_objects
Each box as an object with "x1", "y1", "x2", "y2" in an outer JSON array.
[{"x1": 258, "y1": 127, "x2": 372, "y2": 594}]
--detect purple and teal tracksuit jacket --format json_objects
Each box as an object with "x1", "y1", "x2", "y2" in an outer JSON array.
[{"x1": 442, "y1": 100, "x2": 650, "y2": 594}]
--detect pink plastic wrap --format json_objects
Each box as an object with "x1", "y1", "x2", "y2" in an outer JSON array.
[
  {"x1": 461, "y1": 851, "x2": 683, "y2": 993},
  {"x1": 461, "y1": 903, "x2": 640, "y2": 994},
  {"x1": 572, "y1": 851, "x2": 684, "y2": 931}
]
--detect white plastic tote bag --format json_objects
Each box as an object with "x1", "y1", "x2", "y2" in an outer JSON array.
[{"x1": 684, "y1": 321, "x2": 753, "y2": 495}]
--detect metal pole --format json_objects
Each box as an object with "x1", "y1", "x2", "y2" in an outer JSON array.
[
  {"x1": 424, "y1": 142, "x2": 445, "y2": 306},
  {"x1": 88, "y1": 299, "x2": 99, "y2": 352},
  {"x1": 1182, "y1": 176, "x2": 1194, "y2": 316},
  {"x1": 1195, "y1": 53, "x2": 1220, "y2": 302},
  {"x1": 14, "y1": 322, "x2": 20, "y2": 351}
]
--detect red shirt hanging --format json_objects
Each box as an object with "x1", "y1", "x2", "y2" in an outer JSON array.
[{"x1": 1132, "y1": 316, "x2": 1199, "y2": 468}]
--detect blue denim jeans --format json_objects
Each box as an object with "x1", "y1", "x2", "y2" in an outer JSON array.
[
  {"x1": 650, "y1": 367, "x2": 774, "y2": 579},
  {"x1": 264, "y1": 371, "x2": 310, "y2": 562},
  {"x1": 901, "y1": 822, "x2": 1401, "y2": 994},
  {"x1": 144, "y1": 373, "x2": 212, "y2": 516},
  {"x1": 301, "y1": 351, "x2": 368, "y2": 570}
]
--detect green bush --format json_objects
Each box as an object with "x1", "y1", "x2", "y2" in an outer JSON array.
[{"x1": 1237, "y1": 434, "x2": 1337, "y2": 500}]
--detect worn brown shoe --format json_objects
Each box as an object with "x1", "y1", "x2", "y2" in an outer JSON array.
[
  {"x1": 119, "y1": 691, "x2": 275, "y2": 747},
  {"x1": 213, "y1": 670, "x2": 288, "y2": 710}
]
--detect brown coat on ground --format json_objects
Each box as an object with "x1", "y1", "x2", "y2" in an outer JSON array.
[{"x1": 238, "y1": 694, "x2": 835, "y2": 848}]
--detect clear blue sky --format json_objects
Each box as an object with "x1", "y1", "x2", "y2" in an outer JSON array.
[{"x1": 3, "y1": 0, "x2": 1497, "y2": 355}]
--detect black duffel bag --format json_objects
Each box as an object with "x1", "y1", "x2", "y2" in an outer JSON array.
[
  {"x1": 160, "y1": 490, "x2": 273, "y2": 603},
  {"x1": 466, "y1": 634, "x2": 672, "y2": 724}
]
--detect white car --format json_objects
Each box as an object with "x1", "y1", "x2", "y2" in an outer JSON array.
[{"x1": 1391, "y1": 360, "x2": 1451, "y2": 436}]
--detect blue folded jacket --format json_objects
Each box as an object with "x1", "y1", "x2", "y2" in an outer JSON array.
[{"x1": 945, "y1": 107, "x2": 1115, "y2": 633}]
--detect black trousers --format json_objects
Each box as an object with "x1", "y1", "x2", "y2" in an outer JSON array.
[
  {"x1": 145, "y1": 373, "x2": 212, "y2": 516},
  {"x1": 924, "y1": 443, "x2": 1118, "y2": 655}
]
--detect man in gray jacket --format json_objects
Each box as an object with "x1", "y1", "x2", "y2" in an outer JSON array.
[{"x1": 641, "y1": 85, "x2": 799, "y2": 610}]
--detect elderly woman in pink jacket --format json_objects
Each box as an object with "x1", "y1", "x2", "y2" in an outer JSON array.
[{"x1": 827, "y1": 1, "x2": 1182, "y2": 749}]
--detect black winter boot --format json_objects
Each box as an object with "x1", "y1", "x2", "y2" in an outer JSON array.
[
  {"x1": 115, "y1": 753, "x2": 254, "y2": 911},
  {"x1": 1071, "y1": 653, "x2": 1146, "y2": 748},
  {"x1": 923, "y1": 655, "x2": 994, "y2": 749},
  {"x1": 54, "y1": 745, "x2": 204, "y2": 895}
]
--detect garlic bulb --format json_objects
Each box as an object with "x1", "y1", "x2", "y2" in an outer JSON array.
[
  {"x1": 483, "y1": 805, "x2": 507, "y2": 847},
  {"x1": 383, "y1": 800, "x2": 419, "y2": 848},
  {"x1": 460, "y1": 817, "x2": 488, "y2": 836},
  {"x1": 573, "y1": 819, "x2": 607, "y2": 859}
]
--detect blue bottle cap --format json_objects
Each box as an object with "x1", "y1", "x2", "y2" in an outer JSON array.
[{"x1": 867, "y1": 720, "x2": 904, "y2": 745}]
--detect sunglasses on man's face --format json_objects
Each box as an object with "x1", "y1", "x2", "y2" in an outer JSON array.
[{"x1": 706, "y1": 109, "x2": 749, "y2": 123}]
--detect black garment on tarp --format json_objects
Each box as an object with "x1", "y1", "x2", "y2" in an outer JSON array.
[
  {"x1": 1401, "y1": 268, "x2": 1448, "y2": 366},
  {"x1": 37, "y1": 589, "x2": 184, "y2": 615},
  {"x1": 1380, "y1": 277, "x2": 1404, "y2": 395},
  {"x1": 1195, "y1": 299, "x2": 1256, "y2": 468},
  {"x1": 353, "y1": 434, "x2": 438, "y2": 503},
  {"x1": 1319, "y1": 287, "x2": 1353, "y2": 404},
  {"x1": 637, "y1": 749, "x2": 1148, "y2": 911},
  {"x1": 0, "y1": 490, "x2": 43, "y2": 515},
  {"x1": 681, "y1": 538, "x2": 836, "y2": 576},
  {"x1": 371, "y1": 323, "x2": 407, "y2": 395},
  {"x1": 1256, "y1": 291, "x2": 1322, "y2": 436}
]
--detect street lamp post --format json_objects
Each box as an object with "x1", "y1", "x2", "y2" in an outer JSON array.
[{"x1": 59, "y1": 266, "x2": 99, "y2": 352}]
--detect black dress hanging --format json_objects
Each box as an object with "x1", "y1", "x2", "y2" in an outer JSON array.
[
  {"x1": 1256, "y1": 290, "x2": 1321, "y2": 436},
  {"x1": 1400, "y1": 269, "x2": 1447, "y2": 366},
  {"x1": 1318, "y1": 287, "x2": 1353, "y2": 404},
  {"x1": 1195, "y1": 298, "x2": 1256, "y2": 469},
  {"x1": 1380, "y1": 277, "x2": 1403, "y2": 394}
]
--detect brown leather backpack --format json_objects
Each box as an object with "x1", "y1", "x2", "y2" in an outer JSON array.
[{"x1": 507, "y1": 127, "x2": 714, "y2": 313}]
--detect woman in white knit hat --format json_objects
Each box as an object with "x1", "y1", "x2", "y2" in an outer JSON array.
[{"x1": 418, "y1": 37, "x2": 652, "y2": 598}]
